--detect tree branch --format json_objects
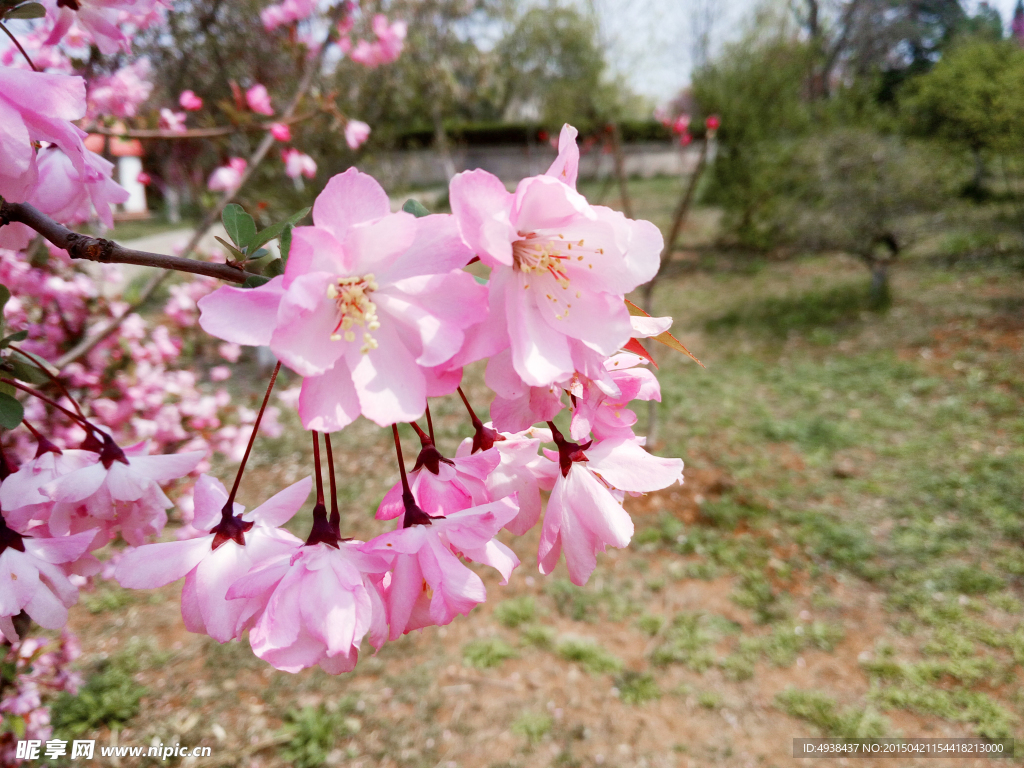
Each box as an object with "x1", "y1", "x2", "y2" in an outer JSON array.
[
  {"x1": 82, "y1": 111, "x2": 319, "y2": 140},
  {"x1": 0, "y1": 201, "x2": 247, "y2": 284}
]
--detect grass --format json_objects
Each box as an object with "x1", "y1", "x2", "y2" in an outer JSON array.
[
  {"x1": 493, "y1": 596, "x2": 537, "y2": 628},
  {"x1": 462, "y1": 638, "x2": 518, "y2": 669},
  {"x1": 52, "y1": 653, "x2": 146, "y2": 737},
  {"x1": 775, "y1": 689, "x2": 889, "y2": 738},
  {"x1": 556, "y1": 638, "x2": 623, "y2": 674}
]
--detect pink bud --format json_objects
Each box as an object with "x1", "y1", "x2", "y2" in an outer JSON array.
[
  {"x1": 705, "y1": 114, "x2": 721, "y2": 132},
  {"x1": 269, "y1": 122, "x2": 291, "y2": 142},
  {"x1": 179, "y1": 90, "x2": 203, "y2": 111},
  {"x1": 245, "y1": 84, "x2": 274, "y2": 116},
  {"x1": 137, "y1": 171, "x2": 152, "y2": 185}
]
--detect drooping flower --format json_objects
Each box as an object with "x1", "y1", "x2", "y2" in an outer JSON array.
[
  {"x1": 245, "y1": 84, "x2": 274, "y2": 116},
  {"x1": 538, "y1": 426, "x2": 682, "y2": 585},
  {"x1": 363, "y1": 497, "x2": 520, "y2": 639},
  {"x1": 43, "y1": 434, "x2": 203, "y2": 546},
  {"x1": 456, "y1": 424, "x2": 553, "y2": 535},
  {"x1": 347, "y1": 15, "x2": 406, "y2": 68},
  {"x1": 114, "y1": 474, "x2": 309, "y2": 642},
  {"x1": 198, "y1": 168, "x2": 484, "y2": 431},
  {"x1": 344, "y1": 119, "x2": 370, "y2": 150},
  {"x1": 449, "y1": 123, "x2": 663, "y2": 390},
  {"x1": 40, "y1": 0, "x2": 160, "y2": 54},
  {"x1": 0, "y1": 443, "x2": 97, "y2": 533},
  {"x1": 207, "y1": 158, "x2": 247, "y2": 192},
  {"x1": 282, "y1": 148, "x2": 316, "y2": 180},
  {"x1": 568, "y1": 352, "x2": 661, "y2": 442},
  {"x1": 179, "y1": 90, "x2": 203, "y2": 111},
  {"x1": 0, "y1": 67, "x2": 87, "y2": 203},
  {"x1": 0, "y1": 519, "x2": 95, "y2": 642},
  {"x1": 227, "y1": 540, "x2": 389, "y2": 673},
  {"x1": 376, "y1": 429, "x2": 498, "y2": 521}
]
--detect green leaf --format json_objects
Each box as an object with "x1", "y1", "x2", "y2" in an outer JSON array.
[
  {"x1": 280, "y1": 224, "x2": 294, "y2": 263},
  {"x1": 402, "y1": 199, "x2": 431, "y2": 218},
  {"x1": 0, "y1": 330, "x2": 28, "y2": 349},
  {"x1": 287, "y1": 206, "x2": 311, "y2": 225},
  {"x1": 264, "y1": 258, "x2": 285, "y2": 278},
  {"x1": 0, "y1": 392, "x2": 23, "y2": 429},
  {"x1": 243, "y1": 274, "x2": 272, "y2": 289},
  {"x1": 6, "y1": 2, "x2": 46, "y2": 19},
  {"x1": 473, "y1": 275, "x2": 488, "y2": 286},
  {"x1": 214, "y1": 236, "x2": 246, "y2": 261},
  {"x1": 222, "y1": 204, "x2": 256, "y2": 249},
  {"x1": 246, "y1": 221, "x2": 289, "y2": 254},
  {"x1": 249, "y1": 248, "x2": 271, "y2": 261},
  {"x1": 0, "y1": 284, "x2": 9, "y2": 338},
  {"x1": 0, "y1": 381, "x2": 14, "y2": 397},
  {"x1": 8, "y1": 358, "x2": 48, "y2": 385}
]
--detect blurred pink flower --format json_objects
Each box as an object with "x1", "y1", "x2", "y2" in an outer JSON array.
[
  {"x1": 86, "y1": 59, "x2": 153, "y2": 120},
  {"x1": 179, "y1": 90, "x2": 203, "y2": 111},
  {"x1": 159, "y1": 108, "x2": 187, "y2": 133},
  {"x1": 245, "y1": 84, "x2": 274, "y2": 116},
  {"x1": 269, "y1": 122, "x2": 291, "y2": 142},
  {"x1": 281, "y1": 148, "x2": 317, "y2": 179},
  {"x1": 208, "y1": 158, "x2": 247, "y2": 192},
  {"x1": 344, "y1": 120, "x2": 370, "y2": 150}
]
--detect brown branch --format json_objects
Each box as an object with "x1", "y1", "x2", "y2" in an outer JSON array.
[
  {"x1": 50, "y1": 7, "x2": 343, "y2": 371},
  {"x1": 82, "y1": 111, "x2": 319, "y2": 140},
  {"x1": 0, "y1": 201, "x2": 247, "y2": 284}
]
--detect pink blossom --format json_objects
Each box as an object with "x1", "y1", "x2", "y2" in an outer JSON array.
[
  {"x1": 269, "y1": 122, "x2": 291, "y2": 142},
  {"x1": 208, "y1": 158, "x2": 247, "y2": 192},
  {"x1": 282, "y1": 148, "x2": 317, "y2": 179},
  {"x1": 376, "y1": 432, "x2": 498, "y2": 521},
  {"x1": 218, "y1": 342, "x2": 241, "y2": 362},
  {"x1": 115, "y1": 474, "x2": 309, "y2": 642},
  {"x1": 449, "y1": 123, "x2": 663, "y2": 390},
  {"x1": 0, "y1": 67, "x2": 87, "y2": 203},
  {"x1": 364, "y1": 497, "x2": 520, "y2": 639},
  {"x1": 43, "y1": 435, "x2": 203, "y2": 546},
  {"x1": 228, "y1": 540, "x2": 389, "y2": 673},
  {"x1": 159, "y1": 108, "x2": 187, "y2": 133},
  {"x1": 0, "y1": 522, "x2": 95, "y2": 641},
  {"x1": 137, "y1": 171, "x2": 151, "y2": 185},
  {"x1": 210, "y1": 366, "x2": 231, "y2": 381},
  {"x1": 344, "y1": 119, "x2": 371, "y2": 150},
  {"x1": 260, "y1": 0, "x2": 316, "y2": 31},
  {"x1": 0, "y1": 146, "x2": 129, "y2": 252},
  {"x1": 456, "y1": 425, "x2": 552, "y2": 535},
  {"x1": 86, "y1": 59, "x2": 153, "y2": 120},
  {"x1": 0, "y1": 446, "x2": 98, "y2": 533},
  {"x1": 245, "y1": 84, "x2": 274, "y2": 116},
  {"x1": 568, "y1": 352, "x2": 660, "y2": 442},
  {"x1": 197, "y1": 168, "x2": 484, "y2": 431},
  {"x1": 179, "y1": 90, "x2": 203, "y2": 111},
  {"x1": 538, "y1": 429, "x2": 682, "y2": 585},
  {"x1": 705, "y1": 114, "x2": 721, "y2": 132},
  {"x1": 41, "y1": 0, "x2": 140, "y2": 54},
  {"x1": 348, "y1": 15, "x2": 406, "y2": 67}
]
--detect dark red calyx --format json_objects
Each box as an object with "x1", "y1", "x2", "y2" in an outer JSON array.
[
  {"x1": 34, "y1": 435, "x2": 63, "y2": 459},
  {"x1": 211, "y1": 513, "x2": 254, "y2": 550},
  {"x1": 401, "y1": 490, "x2": 436, "y2": 528},
  {"x1": 471, "y1": 418, "x2": 505, "y2": 454},
  {"x1": 0, "y1": 514, "x2": 26, "y2": 554},
  {"x1": 411, "y1": 438, "x2": 454, "y2": 475},
  {"x1": 548, "y1": 421, "x2": 591, "y2": 478},
  {"x1": 58, "y1": 0, "x2": 81, "y2": 8},
  {"x1": 97, "y1": 433, "x2": 129, "y2": 469},
  {"x1": 79, "y1": 430, "x2": 104, "y2": 453},
  {"x1": 304, "y1": 502, "x2": 340, "y2": 548}
]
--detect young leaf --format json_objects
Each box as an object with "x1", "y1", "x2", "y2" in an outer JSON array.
[
  {"x1": 0, "y1": 391, "x2": 23, "y2": 429},
  {"x1": 0, "y1": 330, "x2": 28, "y2": 349},
  {"x1": 246, "y1": 221, "x2": 289, "y2": 254},
  {"x1": 473, "y1": 275, "x2": 488, "y2": 286},
  {"x1": 402, "y1": 199, "x2": 431, "y2": 218},
  {"x1": 7, "y1": 357, "x2": 48, "y2": 385},
  {"x1": 243, "y1": 274, "x2": 272, "y2": 289},
  {"x1": 279, "y1": 224, "x2": 293, "y2": 263},
  {"x1": 214, "y1": 236, "x2": 247, "y2": 261},
  {"x1": 264, "y1": 258, "x2": 285, "y2": 278},
  {"x1": 222, "y1": 204, "x2": 256, "y2": 249},
  {"x1": 624, "y1": 299, "x2": 704, "y2": 367},
  {"x1": 5, "y1": 2, "x2": 46, "y2": 19},
  {"x1": 623, "y1": 337, "x2": 657, "y2": 368}
]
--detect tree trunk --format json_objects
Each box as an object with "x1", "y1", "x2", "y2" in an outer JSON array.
[
  {"x1": 432, "y1": 103, "x2": 457, "y2": 182},
  {"x1": 609, "y1": 123, "x2": 633, "y2": 219},
  {"x1": 868, "y1": 261, "x2": 891, "y2": 309}
]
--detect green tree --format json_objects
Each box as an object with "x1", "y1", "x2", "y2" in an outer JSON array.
[
  {"x1": 901, "y1": 38, "x2": 1024, "y2": 195},
  {"x1": 691, "y1": 15, "x2": 813, "y2": 249}
]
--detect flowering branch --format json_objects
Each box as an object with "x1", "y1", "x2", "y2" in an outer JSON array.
[
  {"x1": 49, "y1": 7, "x2": 344, "y2": 371},
  {"x1": 83, "y1": 111, "x2": 320, "y2": 140},
  {"x1": 0, "y1": 200, "x2": 248, "y2": 284}
]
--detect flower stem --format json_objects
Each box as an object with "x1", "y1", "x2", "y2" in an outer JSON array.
[
  {"x1": 0, "y1": 22, "x2": 38, "y2": 72},
  {"x1": 425, "y1": 403, "x2": 435, "y2": 443},
  {"x1": 222, "y1": 361, "x2": 280, "y2": 517},
  {"x1": 324, "y1": 432, "x2": 339, "y2": 534},
  {"x1": 8, "y1": 345, "x2": 86, "y2": 420},
  {"x1": 392, "y1": 424, "x2": 410, "y2": 497},
  {"x1": 0, "y1": 378, "x2": 96, "y2": 432}
]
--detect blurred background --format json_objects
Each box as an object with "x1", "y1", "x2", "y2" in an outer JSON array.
[{"x1": 35, "y1": 1, "x2": 1024, "y2": 766}]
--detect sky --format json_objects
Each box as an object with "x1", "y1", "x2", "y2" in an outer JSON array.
[{"x1": 593, "y1": 0, "x2": 1024, "y2": 104}]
